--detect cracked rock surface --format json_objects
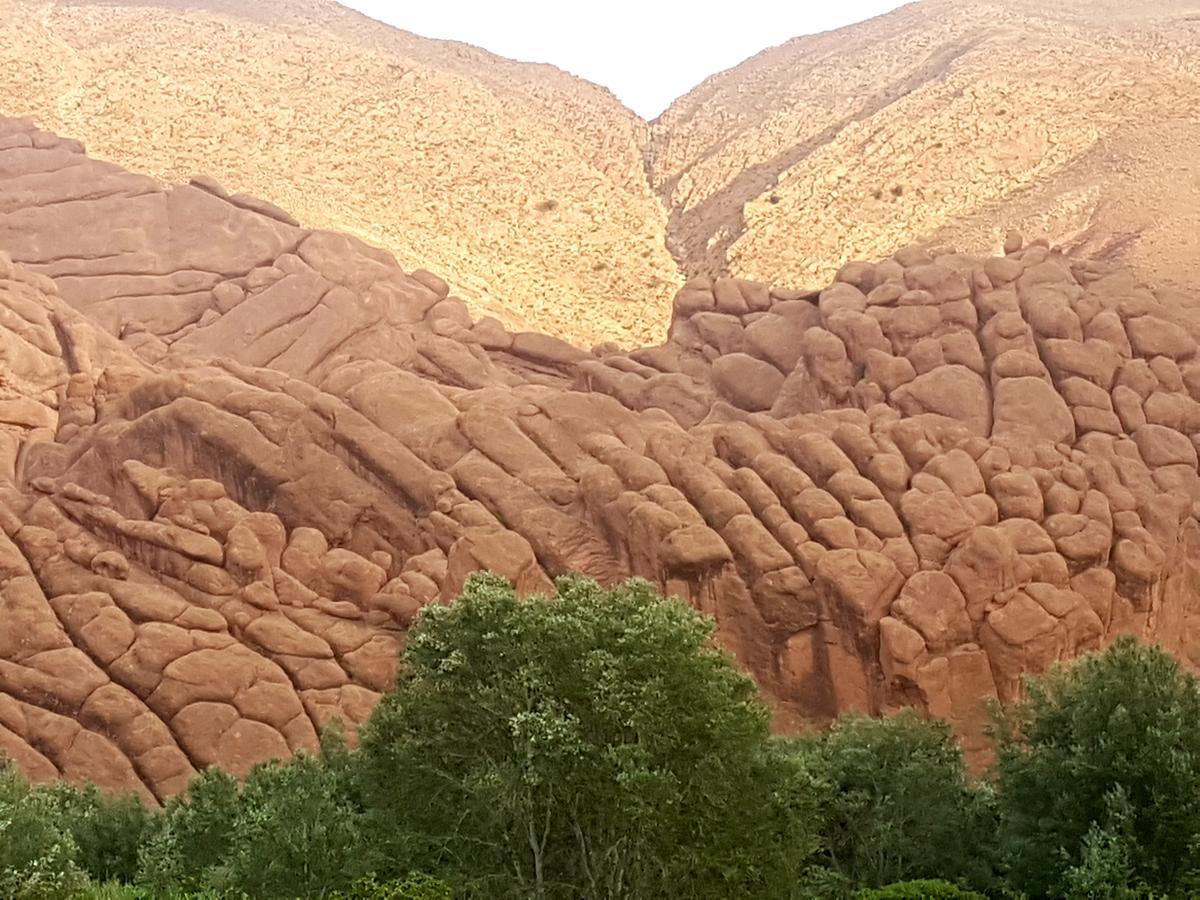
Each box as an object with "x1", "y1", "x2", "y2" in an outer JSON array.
[{"x1": 3, "y1": 117, "x2": 1200, "y2": 793}]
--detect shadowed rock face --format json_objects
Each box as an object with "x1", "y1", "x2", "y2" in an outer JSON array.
[{"x1": 4, "y1": 116, "x2": 1200, "y2": 797}]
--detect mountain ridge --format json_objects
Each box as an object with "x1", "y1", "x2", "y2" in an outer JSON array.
[{"x1": 6, "y1": 0, "x2": 1200, "y2": 348}]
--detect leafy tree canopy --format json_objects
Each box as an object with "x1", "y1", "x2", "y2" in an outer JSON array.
[
  {"x1": 800, "y1": 712, "x2": 997, "y2": 891},
  {"x1": 356, "y1": 572, "x2": 820, "y2": 899},
  {"x1": 996, "y1": 635, "x2": 1200, "y2": 896}
]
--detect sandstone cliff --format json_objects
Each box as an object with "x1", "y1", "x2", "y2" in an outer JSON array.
[{"x1": 3, "y1": 117, "x2": 1200, "y2": 795}]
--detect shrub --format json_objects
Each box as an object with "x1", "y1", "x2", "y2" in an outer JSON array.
[
  {"x1": 802, "y1": 711, "x2": 996, "y2": 890},
  {"x1": 43, "y1": 782, "x2": 153, "y2": 884},
  {"x1": 0, "y1": 765, "x2": 87, "y2": 899},
  {"x1": 136, "y1": 768, "x2": 238, "y2": 893},
  {"x1": 995, "y1": 636, "x2": 1200, "y2": 896},
  {"x1": 856, "y1": 879, "x2": 986, "y2": 899},
  {"x1": 333, "y1": 873, "x2": 455, "y2": 899},
  {"x1": 218, "y1": 752, "x2": 371, "y2": 898}
]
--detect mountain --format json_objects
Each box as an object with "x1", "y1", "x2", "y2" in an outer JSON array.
[
  {"x1": 3, "y1": 117, "x2": 1200, "y2": 795},
  {"x1": 0, "y1": 0, "x2": 680, "y2": 346},
  {"x1": 5, "y1": 0, "x2": 1200, "y2": 351},
  {"x1": 652, "y1": 0, "x2": 1200, "y2": 293}
]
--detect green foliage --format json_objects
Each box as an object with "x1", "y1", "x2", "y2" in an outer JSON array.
[
  {"x1": 855, "y1": 880, "x2": 986, "y2": 899},
  {"x1": 1058, "y1": 789, "x2": 1142, "y2": 899},
  {"x1": 995, "y1": 635, "x2": 1200, "y2": 897},
  {"x1": 333, "y1": 873, "x2": 456, "y2": 899},
  {"x1": 356, "y1": 572, "x2": 819, "y2": 898},
  {"x1": 34, "y1": 876, "x2": 227, "y2": 900},
  {"x1": 218, "y1": 752, "x2": 372, "y2": 898},
  {"x1": 134, "y1": 745, "x2": 370, "y2": 898},
  {"x1": 43, "y1": 782, "x2": 152, "y2": 884},
  {"x1": 76, "y1": 885, "x2": 148, "y2": 899},
  {"x1": 136, "y1": 767, "x2": 238, "y2": 893},
  {"x1": 802, "y1": 711, "x2": 996, "y2": 890},
  {"x1": 5, "y1": 588, "x2": 1200, "y2": 900},
  {"x1": 0, "y1": 765, "x2": 87, "y2": 899}
]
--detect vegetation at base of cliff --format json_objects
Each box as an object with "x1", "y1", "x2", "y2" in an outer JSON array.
[{"x1": 2, "y1": 574, "x2": 1200, "y2": 898}]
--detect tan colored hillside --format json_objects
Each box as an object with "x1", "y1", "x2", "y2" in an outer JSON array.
[
  {"x1": 652, "y1": 0, "x2": 1200, "y2": 295},
  {"x1": 0, "y1": 0, "x2": 681, "y2": 346},
  {"x1": 4, "y1": 0, "x2": 1200, "y2": 348}
]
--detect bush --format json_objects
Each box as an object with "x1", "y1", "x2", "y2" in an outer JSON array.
[
  {"x1": 802, "y1": 712, "x2": 996, "y2": 890},
  {"x1": 0, "y1": 766, "x2": 87, "y2": 899},
  {"x1": 136, "y1": 768, "x2": 238, "y2": 893},
  {"x1": 855, "y1": 880, "x2": 986, "y2": 899},
  {"x1": 218, "y1": 752, "x2": 371, "y2": 898},
  {"x1": 75, "y1": 886, "x2": 147, "y2": 899},
  {"x1": 995, "y1": 636, "x2": 1200, "y2": 896},
  {"x1": 356, "y1": 573, "x2": 820, "y2": 898},
  {"x1": 333, "y1": 873, "x2": 455, "y2": 899},
  {"x1": 43, "y1": 782, "x2": 152, "y2": 884}
]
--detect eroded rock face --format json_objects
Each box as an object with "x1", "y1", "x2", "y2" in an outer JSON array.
[
  {"x1": 7, "y1": 0, "x2": 1200, "y2": 351},
  {"x1": 3, "y1": 118, "x2": 1200, "y2": 793}
]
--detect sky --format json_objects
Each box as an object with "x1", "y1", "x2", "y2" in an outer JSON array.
[{"x1": 340, "y1": 0, "x2": 909, "y2": 119}]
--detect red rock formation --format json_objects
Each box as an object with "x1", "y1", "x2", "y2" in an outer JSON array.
[{"x1": 3, "y1": 116, "x2": 1200, "y2": 794}]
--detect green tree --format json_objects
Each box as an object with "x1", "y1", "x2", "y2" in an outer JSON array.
[
  {"x1": 995, "y1": 635, "x2": 1200, "y2": 896},
  {"x1": 802, "y1": 712, "x2": 996, "y2": 890},
  {"x1": 218, "y1": 751, "x2": 372, "y2": 898},
  {"x1": 43, "y1": 782, "x2": 153, "y2": 884},
  {"x1": 1058, "y1": 794, "x2": 1140, "y2": 900},
  {"x1": 136, "y1": 767, "x2": 238, "y2": 893},
  {"x1": 356, "y1": 573, "x2": 820, "y2": 899},
  {"x1": 0, "y1": 765, "x2": 87, "y2": 899}
]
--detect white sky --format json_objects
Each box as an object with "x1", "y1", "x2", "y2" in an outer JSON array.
[{"x1": 340, "y1": 0, "x2": 909, "y2": 118}]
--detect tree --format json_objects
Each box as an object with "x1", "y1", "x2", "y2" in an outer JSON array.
[
  {"x1": 995, "y1": 635, "x2": 1200, "y2": 896},
  {"x1": 218, "y1": 751, "x2": 372, "y2": 898},
  {"x1": 136, "y1": 768, "x2": 238, "y2": 893},
  {"x1": 0, "y1": 765, "x2": 87, "y2": 899},
  {"x1": 801, "y1": 712, "x2": 996, "y2": 891},
  {"x1": 355, "y1": 572, "x2": 820, "y2": 899},
  {"x1": 43, "y1": 782, "x2": 153, "y2": 885}
]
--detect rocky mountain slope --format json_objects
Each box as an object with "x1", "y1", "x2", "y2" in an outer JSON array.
[
  {"x1": 4, "y1": 0, "x2": 1200, "y2": 351},
  {"x1": 0, "y1": 0, "x2": 680, "y2": 346},
  {"x1": 4, "y1": 116, "x2": 1200, "y2": 795},
  {"x1": 653, "y1": 0, "x2": 1200, "y2": 294}
]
